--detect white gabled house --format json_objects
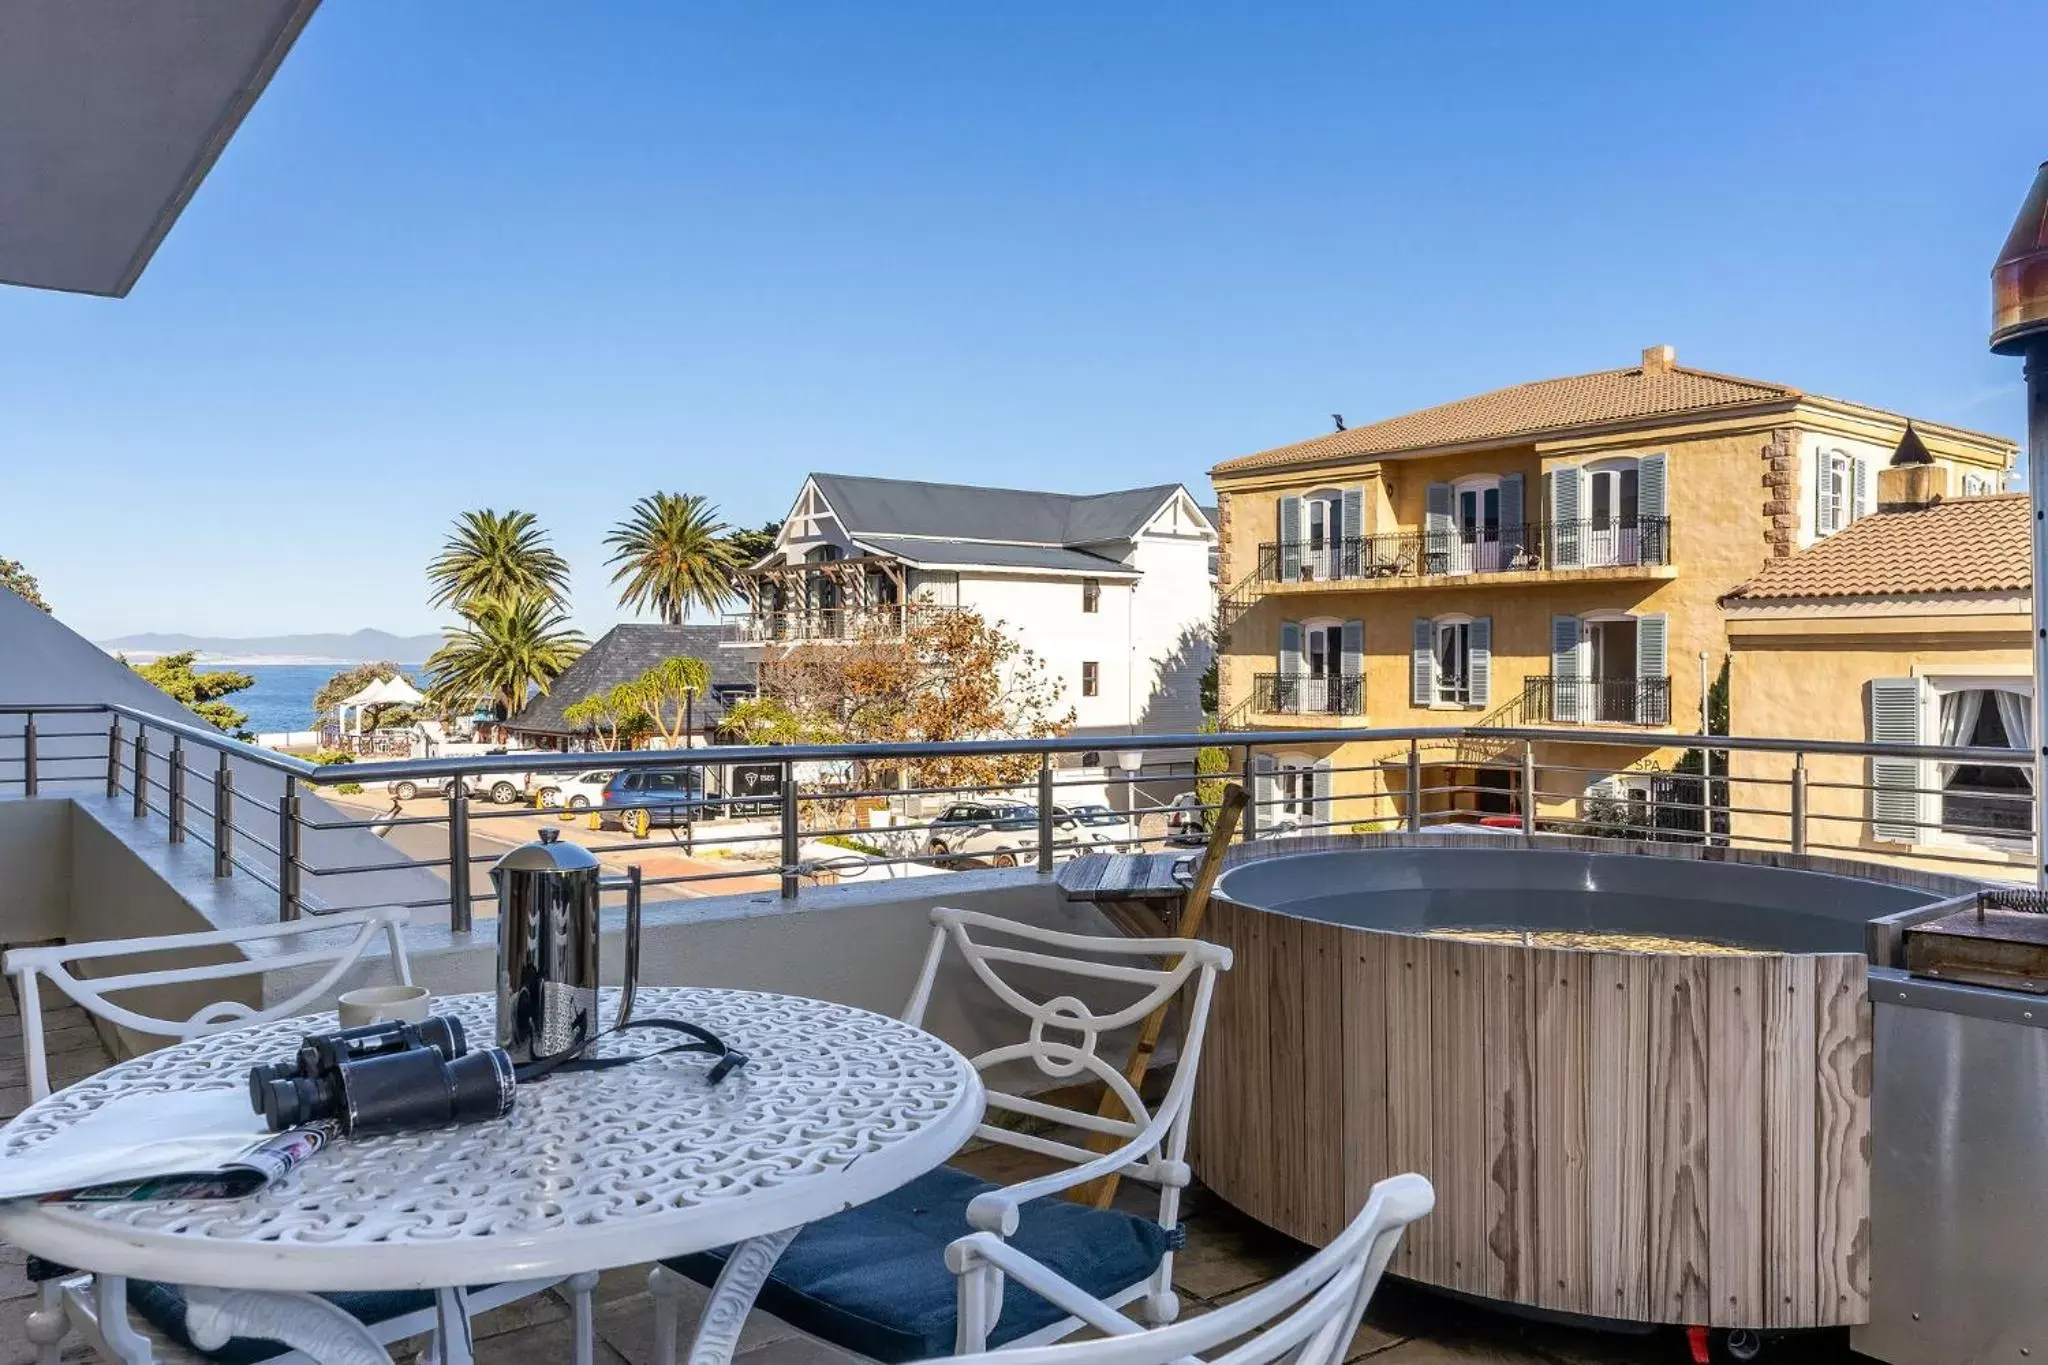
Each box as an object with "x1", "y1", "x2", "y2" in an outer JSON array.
[{"x1": 729, "y1": 473, "x2": 1218, "y2": 745}]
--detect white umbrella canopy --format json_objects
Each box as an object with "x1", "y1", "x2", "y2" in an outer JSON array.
[{"x1": 336, "y1": 674, "x2": 426, "y2": 709}]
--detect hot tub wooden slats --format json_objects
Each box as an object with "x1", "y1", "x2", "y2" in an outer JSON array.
[
  {"x1": 1194, "y1": 897, "x2": 1874, "y2": 1330},
  {"x1": 1708, "y1": 956, "x2": 1767, "y2": 1325},
  {"x1": 1762, "y1": 956, "x2": 1818, "y2": 1328},
  {"x1": 1814, "y1": 954, "x2": 1873, "y2": 1324},
  {"x1": 1589, "y1": 952, "x2": 1652, "y2": 1321}
]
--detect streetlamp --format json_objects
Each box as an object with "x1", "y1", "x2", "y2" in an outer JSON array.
[{"x1": 1990, "y1": 160, "x2": 2048, "y2": 888}]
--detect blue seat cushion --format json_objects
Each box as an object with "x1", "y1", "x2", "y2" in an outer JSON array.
[
  {"x1": 126, "y1": 1280, "x2": 436, "y2": 1364},
  {"x1": 665, "y1": 1165, "x2": 1176, "y2": 1364}
]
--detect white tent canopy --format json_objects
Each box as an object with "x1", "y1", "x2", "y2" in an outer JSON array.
[{"x1": 333, "y1": 674, "x2": 426, "y2": 737}]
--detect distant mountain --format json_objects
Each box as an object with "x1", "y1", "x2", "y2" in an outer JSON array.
[{"x1": 96, "y1": 628, "x2": 441, "y2": 665}]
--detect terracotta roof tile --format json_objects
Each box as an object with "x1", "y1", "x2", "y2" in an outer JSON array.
[
  {"x1": 1214, "y1": 364, "x2": 1800, "y2": 475},
  {"x1": 1721, "y1": 494, "x2": 2030, "y2": 602}
]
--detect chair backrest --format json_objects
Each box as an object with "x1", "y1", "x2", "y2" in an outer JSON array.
[
  {"x1": 3, "y1": 906, "x2": 412, "y2": 1099},
  {"x1": 903, "y1": 907, "x2": 1232, "y2": 1222},
  {"x1": 934, "y1": 1173, "x2": 1433, "y2": 1365}
]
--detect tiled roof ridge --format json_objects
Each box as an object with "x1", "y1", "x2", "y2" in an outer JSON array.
[{"x1": 1721, "y1": 494, "x2": 2030, "y2": 603}]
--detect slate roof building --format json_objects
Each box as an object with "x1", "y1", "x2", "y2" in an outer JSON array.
[
  {"x1": 731, "y1": 473, "x2": 1218, "y2": 745},
  {"x1": 506, "y1": 625, "x2": 757, "y2": 749}
]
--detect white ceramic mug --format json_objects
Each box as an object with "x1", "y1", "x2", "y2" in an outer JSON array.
[{"x1": 337, "y1": 984, "x2": 431, "y2": 1029}]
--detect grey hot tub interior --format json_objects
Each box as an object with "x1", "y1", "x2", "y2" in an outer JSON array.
[{"x1": 1213, "y1": 846, "x2": 1945, "y2": 954}]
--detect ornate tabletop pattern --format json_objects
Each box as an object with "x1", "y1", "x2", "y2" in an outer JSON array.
[{"x1": 0, "y1": 989, "x2": 981, "y2": 1290}]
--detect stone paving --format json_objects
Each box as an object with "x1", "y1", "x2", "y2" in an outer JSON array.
[{"x1": 0, "y1": 969, "x2": 1878, "y2": 1365}]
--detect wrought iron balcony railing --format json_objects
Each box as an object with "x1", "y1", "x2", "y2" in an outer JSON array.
[
  {"x1": 1256, "y1": 516, "x2": 1672, "y2": 584},
  {"x1": 1253, "y1": 673, "x2": 1365, "y2": 717},
  {"x1": 1521, "y1": 676, "x2": 1673, "y2": 726}
]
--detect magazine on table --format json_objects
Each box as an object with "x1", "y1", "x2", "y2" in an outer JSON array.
[{"x1": 0, "y1": 1089, "x2": 330, "y2": 1203}]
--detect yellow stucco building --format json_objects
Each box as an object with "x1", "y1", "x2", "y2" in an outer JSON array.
[
  {"x1": 1209, "y1": 345, "x2": 2015, "y2": 834},
  {"x1": 1722, "y1": 464, "x2": 2031, "y2": 880}
]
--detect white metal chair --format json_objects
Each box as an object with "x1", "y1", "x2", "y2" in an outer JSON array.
[
  {"x1": 652, "y1": 906, "x2": 1234, "y2": 1363},
  {"x1": 4, "y1": 908, "x2": 591, "y2": 1365},
  {"x1": 935, "y1": 1173, "x2": 1434, "y2": 1365}
]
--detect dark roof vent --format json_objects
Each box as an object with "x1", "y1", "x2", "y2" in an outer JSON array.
[{"x1": 1890, "y1": 422, "x2": 1936, "y2": 467}]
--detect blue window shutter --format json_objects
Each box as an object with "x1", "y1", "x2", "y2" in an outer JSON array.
[
  {"x1": 1635, "y1": 614, "x2": 1668, "y2": 724},
  {"x1": 1469, "y1": 617, "x2": 1492, "y2": 709},
  {"x1": 1279, "y1": 620, "x2": 1303, "y2": 675},
  {"x1": 1425, "y1": 483, "x2": 1454, "y2": 565},
  {"x1": 1638, "y1": 453, "x2": 1668, "y2": 520},
  {"x1": 1342, "y1": 486, "x2": 1365, "y2": 576},
  {"x1": 1314, "y1": 759, "x2": 1334, "y2": 831},
  {"x1": 1411, "y1": 619, "x2": 1433, "y2": 707},
  {"x1": 1279, "y1": 496, "x2": 1303, "y2": 579},
  {"x1": 1253, "y1": 752, "x2": 1279, "y2": 824},
  {"x1": 1342, "y1": 619, "x2": 1364, "y2": 714},
  {"x1": 1548, "y1": 467, "x2": 1583, "y2": 566},
  {"x1": 1498, "y1": 475, "x2": 1525, "y2": 562},
  {"x1": 1551, "y1": 615, "x2": 1583, "y2": 722},
  {"x1": 1869, "y1": 678, "x2": 1925, "y2": 842}
]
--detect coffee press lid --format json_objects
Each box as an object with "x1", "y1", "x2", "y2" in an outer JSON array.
[{"x1": 493, "y1": 825, "x2": 601, "y2": 873}]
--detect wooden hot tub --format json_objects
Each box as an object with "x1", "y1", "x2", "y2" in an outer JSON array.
[{"x1": 1189, "y1": 843, "x2": 1936, "y2": 1331}]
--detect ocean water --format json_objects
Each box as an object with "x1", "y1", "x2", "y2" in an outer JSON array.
[{"x1": 211, "y1": 664, "x2": 427, "y2": 736}]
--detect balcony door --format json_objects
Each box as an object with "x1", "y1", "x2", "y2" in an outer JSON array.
[
  {"x1": 1303, "y1": 494, "x2": 1342, "y2": 580},
  {"x1": 1452, "y1": 481, "x2": 1502, "y2": 574},
  {"x1": 1584, "y1": 463, "x2": 1642, "y2": 567},
  {"x1": 1585, "y1": 618, "x2": 1638, "y2": 722},
  {"x1": 1302, "y1": 623, "x2": 1340, "y2": 712}
]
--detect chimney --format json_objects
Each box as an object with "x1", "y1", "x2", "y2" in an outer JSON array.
[
  {"x1": 1878, "y1": 424, "x2": 1951, "y2": 511},
  {"x1": 1641, "y1": 345, "x2": 1676, "y2": 374}
]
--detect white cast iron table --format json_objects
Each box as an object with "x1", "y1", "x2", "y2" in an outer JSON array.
[{"x1": 0, "y1": 988, "x2": 984, "y2": 1365}]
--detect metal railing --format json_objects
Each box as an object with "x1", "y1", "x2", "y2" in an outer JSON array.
[
  {"x1": 1520, "y1": 676, "x2": 1673, "y2": 726},
  {"x1": 724, "y1": 602, "x2": 956, "y2": 644},
  {"x1": 1257, "y1": 516, "x2": 1673, "y2": 584},
  {"x1": 0, "y1": 700, "x2": 2034, "y2": 932},
  {"x1": 1252, "y1": 673, "x2": 1365, "y2": 717}
]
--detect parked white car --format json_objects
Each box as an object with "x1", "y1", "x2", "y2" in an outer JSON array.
[
  {"x1": 921, "y1": 801, "x2": 1080, "y2": 868},
  {"x1": 1054, "y1": 804, "x2": 1140, "y2": 854},
  {"x1": 537, "y1": 769, "x2": 616, "y2": 812},
  {"x1": 388, "y1": 754, "x2": 545, "y2": 806}
]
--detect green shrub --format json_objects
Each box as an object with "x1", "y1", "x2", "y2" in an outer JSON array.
[{"x1": 307, "y1": 749, "x2": 363, "y2": 795}]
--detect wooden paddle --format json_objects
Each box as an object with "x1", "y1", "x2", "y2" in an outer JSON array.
[{"x1": 1073, "y1": 782, "x2": 1248, "y2": 1209}]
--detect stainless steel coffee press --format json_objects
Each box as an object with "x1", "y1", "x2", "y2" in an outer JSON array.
[{"x1": 490, "y1": 829, "x2": 643, "y2": 1065}]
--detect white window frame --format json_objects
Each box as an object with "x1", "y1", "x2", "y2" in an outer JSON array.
[
  {"x1": 1922, "y1": 675, "x2": 2033, "y2": 853},
  {"x1": 1267, "y1": 752, "x2": 1327, "y2": 831},
  {"x1": 1433, "y1": 614, "x2": 1473, "y2": 707},
  {"x1": 1582, "y1": 457, "x2": 1644, "y2": 566},
  {"x1": 1816, "y1": 448, "x2": 1869, "y2": 536},
  {"x1": 1448, "y1": 475, "x2": 1503, "y2": 574},
  {"x1": 1301, "y1": 489, "x2": 1345, "y2": 579},
  {"x1": 1081, "y1": 661, "x2": 1100, "y2": 698}
]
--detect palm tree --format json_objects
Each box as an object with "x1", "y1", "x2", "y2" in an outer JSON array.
[
  {"x1": 426, "y1": 596, "x2": 586, "y2": 719},
  {"x1": 605, "y1": 493, "x2": 740, "y2": 624},
  {"x1": 427, "y1": 510, "x2": 571, "y2": 614}
]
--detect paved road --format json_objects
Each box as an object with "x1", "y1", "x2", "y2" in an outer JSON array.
[{"x1": 323, "y1": 793, "x2": 782, "y2": 920}]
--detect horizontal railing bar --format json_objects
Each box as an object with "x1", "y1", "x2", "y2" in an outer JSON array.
[{"x1": 0, "y1": 703, "x2": 2026, "y2": 784}]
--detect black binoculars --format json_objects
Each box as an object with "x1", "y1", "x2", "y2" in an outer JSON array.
[{"x1": 248, "y1": 1015, "x2": 515, "y2": 1138}]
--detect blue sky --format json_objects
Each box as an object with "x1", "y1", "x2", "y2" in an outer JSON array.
[{"x1": 4, "y1": 1, "x2": 2040, "y2": 641}]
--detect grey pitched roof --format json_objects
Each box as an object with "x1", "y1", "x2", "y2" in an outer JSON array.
[
  {"x1": 507, "y1": 625, "x2": 755, "y2": 737},
  {"x1": 809, "y1": 474, "x2": 1183, "y2": 546},
  {"x1": 850, "y1": 536, "x2": 1139, "y2": 576}
]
